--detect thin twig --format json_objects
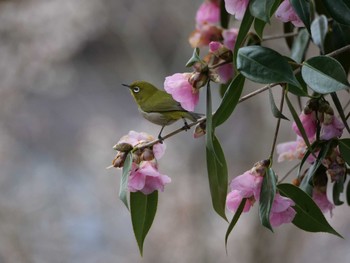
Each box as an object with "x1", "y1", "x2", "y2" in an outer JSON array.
[{"x1": 262, "y1": 32, "x2": 298, "y2": 42}]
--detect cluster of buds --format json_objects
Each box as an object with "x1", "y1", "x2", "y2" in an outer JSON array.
[
  {"x1": 292, "y1": 98, "x2": 345, "y2": 141},
  {"x1": 111, "y1": 131, "x2": 171, "y2": 195}
]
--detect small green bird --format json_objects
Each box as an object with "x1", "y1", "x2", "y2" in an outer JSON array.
[{"x1": 123, "y1": 81, "x2": 202, "y2": 140}]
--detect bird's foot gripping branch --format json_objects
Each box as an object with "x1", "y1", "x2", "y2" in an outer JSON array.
[{"x1": 111, "y1": 0, "x2": 350, "y2": 255}]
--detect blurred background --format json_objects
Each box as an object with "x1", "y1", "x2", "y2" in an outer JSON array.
[{"x1": 0, "y1": 0, "x2": 349, "y2": 262}]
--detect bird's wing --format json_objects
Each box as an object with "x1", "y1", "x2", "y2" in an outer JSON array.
[{"x1": 141, "y1": 90, "x2": 187, "y2": 113}]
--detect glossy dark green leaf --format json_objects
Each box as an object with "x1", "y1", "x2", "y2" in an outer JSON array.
[
  {"x1": 330, "y1": 92, "x2": 350, "y2": 134},
  {"x1": 284, "y1": 22, "x2": 295, "y2": 49},
  {"x1": 311, "y1": 15, "x2": 328, "y2": 53},
  {"x1": 332, "y1": 180, "x2": 345, "y2": 206},
  {"x1": 290, "y1": 0, "x2": 312, "y2": 32},
  {"x1": 254, "y1": 18, "x2": 266, "y2": 39},
  {"x1": 220, "y1": 0, "x2": 230, "y2": 28},
  {"x1": 225, "y1": 198, "x2": 246, "y2": 250},
  {"x1": 301, "y1": 56, "x2": 350, "y2": 94},
  {"x1": 268, "y1": 88, "x2": 289, "y2": 120},
  {"x1": 119, "y1": 153, "x2": 133, "y2": 209},
  {"x1": 259, "y1": 168, "x2": 277, "y2": 231},
  {"x1": 278, "y1": 183, "x2": 342, "y2": 237},
  {"x1": 213, "y1": 74, "x2": 245, "y2": 127},
  {"x1": 287, "y1": 73, "x2": 309, "y2": 97},
  {"x1": 130, "y1": 191, "x2": 158, "y2": 255},
  {"x1": 291, "y1": 28, "x2": 310, "y2": 63},
  {"x1": 339, "y1": 139, "x2": 350, "y2": 166},
  {"x1": 206, "y1": 135, "x2": 228, "y2": 221},
  {"x1": 285, "y1": 92, "x2": 312, "y2": 150},
  {"x1": 321, "y1": 0, "x2": 350, "y2": 26},
  {"x1": 234, "y1": 7, "x2": 254, "y2": 66},
  {"x1": 249, "y1": 0, "x2": 276, "y2": 23},
  {"x1": 237, "y1": 46, "x2": 300, "y2": 86}
]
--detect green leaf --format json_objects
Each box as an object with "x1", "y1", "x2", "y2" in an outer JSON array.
[
  {"x1": 311, "y1": 15, "x2": 328, "y2": 54},
  {"x1": 339, "y1": 139, "x2": 350, "y2": 166},
  {"x1": 291, "y1": 28, "x2": 310, "y2": 63},
  {"x1": 290, "y1": 0, "x2": 312, "y2": 33},
  {"x1": 301, "y1": 56, "x2": 350, "y2": 94},
  {"x1": 330, "y1": 92, "x2": 350, "y2": 134},
  {"x1": 237, "y1": 46, "x2": 300, "y2": 87},
  {"x1": 287, "y1": 73, "x2": 309, "y2": 97},
  {"x1": 186, "y1": 48, "x2": 201, "y2": 67},
  {"x1": 119, "y1": 153, "x2": 133, "y2": 209},
  {"x1": 254, "y1": 18, "x2": 266, "y2": 39},
  {"x1": 225, "y1": 198, "x2": 247, "y2": 251},
  {"x1": 234, "y1": 8, "x2": 254, "y2": 66},
  {"x1": 213, "y1": 74, "x2": 245, "y2": 127},
  {"x1": 285, "y1": 92, "x2": 312, "y2": 150},
  {"x1": 220, "y1": 0, "x2": 230, "y2": 29},
  {"x1": 259, "y1": 168, "x2": 277, "y2": 232},
  {"x1": 277, "y1": 183, "x2": 342, "y2": 237},
  {"x1": 321, "y1": 0, "x2": 350, "y2": 26},
  {"x1": 249, "y1": 0, "x2": 276, "y2": 23},
  {"x1": 130, "y1": 191, "x2": 158, "y2": 255},
  {"x1": 284, "y1": 22, "x2": 295, "y2": 49},
  {"x1": 268, "y1": 88, "x2": 289, "y2": 120},
  {"x1": 206, "y1": 135, "x2": 228, "y2": 221}
]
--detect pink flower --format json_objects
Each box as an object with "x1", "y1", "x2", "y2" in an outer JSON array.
[
  {"x1": 226, "y1": 190, "x2": 254, "y2": 212},
  {"x1": 226, "y1": 170, "x2": 263, "y2": 213},
  {"x1": 276, "y1": 136, "x2": 317, "y2": 163},
  {"x1": 313, "y1": 189, "x2": 335, "y2": 216},
  {"x1": 275, "y1": 0, "x2": 304, "y2": 27},
  {"x1": 196, "y1": 1, "x2": 220, "y2": 28},
  {"x1": 222, "y1": 28, "x2": 238, "y2": 50},
  {"x1": 189, "y1": 24, "x2": 222, "y2": 48},
  {"x1": 216, "y1": 63, "x2": 233, "y2": 84},
  {"x1": 128, "y1": 161, "x2": 171, "y2": 195},
  {"x1": 164, "y1": 73, "x2": 199, "y2": 111},
  {"x1": 224, "y1": 0, "x2": 249, "y2": 20},
  {"x1": 292, "y1": 112, "x2": 317, "y2": 139},
  {"x1": 320, "y1": 116, "x2": 345, "y2": 140},
  {"x1": 270, "y1": 194, "x2": 296, "y2": 227}
]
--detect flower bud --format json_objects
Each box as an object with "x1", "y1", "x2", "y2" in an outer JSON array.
[
  {"x1": 112, "y1": 152, "x2": 127, "y2": 168},
  {"x1": 193, "y1": 121, "x2": 206, "y2": 138},
  {"x1": 113, "y1": 142, "x2": 133, "y2": 152},
  {"x1": 189, "y1": 71, "x2": 209, "y2": 90}
]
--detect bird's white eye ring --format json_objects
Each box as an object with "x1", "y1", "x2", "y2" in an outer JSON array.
[{"x1": 133, "y1": 86, "x2": 140, "y2": 93}]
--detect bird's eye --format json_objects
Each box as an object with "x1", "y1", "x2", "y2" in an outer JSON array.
[{"x1": 133, "y1": 86, "x2": 140, "y2": 93}]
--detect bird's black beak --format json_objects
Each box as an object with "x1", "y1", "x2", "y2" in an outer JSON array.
[{"x1": 122, "y1": 83, "x2": 131, "y2": 89}]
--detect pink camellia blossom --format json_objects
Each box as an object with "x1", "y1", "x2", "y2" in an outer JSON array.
[
  {"x1": 224, "y1": 0, "x2": 249, "y2": 20},
  {"x1": 216, "y1": 63, "x2": 234, "y2": 84},
  {"x1": 275, "y1": 0, "x2": 304, "y2": 27},
  {"x1": 164, "y1": 73, "x2": 199, "y2": 111},
  {"x1": 320, "y1": 116, "x2": 345, "y2": 140},
  {"x1": 222, "y1": 28, "x2": 238, "y2": 50},
  {"x1": 128, "y1": 161, "x2": 171, "y2": 195},
  {"x1": 276, "y1": 136, "x2": 317, "y2": 164},
  {"x1": 189, "y1": 24, "x2": 222, "y2": 48},
  {"x1": 313, "y1": 189, "x2": 335, "y2": 216},
  {"x1": 226, "y1": 170, "x2": 263, "y2": 213},
  {"x1": 195, "y1": 1, "x2": 220, "y2": 28},
  {"x1": 292, "y1": 112, "x2": 317, "y2": 139},
  {"x1": 270, "y1": 194, "x2": 296, "y2": 227}
]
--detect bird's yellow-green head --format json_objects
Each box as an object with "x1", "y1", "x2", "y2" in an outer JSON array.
[{"x1": 123, "y1": 81, "x2": 159, "y2": 108}]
